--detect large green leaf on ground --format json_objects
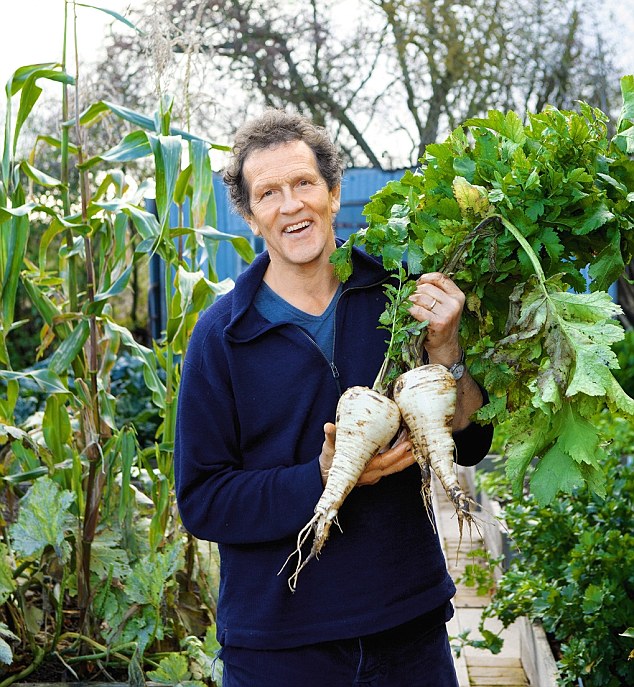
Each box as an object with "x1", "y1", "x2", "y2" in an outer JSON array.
[{"x1": 10, "y1": 476, "x2": 76, "y2": 562}]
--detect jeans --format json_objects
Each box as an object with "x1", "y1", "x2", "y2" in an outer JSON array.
[{"x1": 220, "y1": 612, "x2": 459, "y2": 687}]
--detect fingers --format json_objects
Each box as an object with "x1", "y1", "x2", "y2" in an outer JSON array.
[
  {"x1": 357, "y1": 439, "x2": 415, "y2": 486},
  {"x1": 409, "y1": 273, "x2": 464, "y2": 317},
  {"x1": 319, "y1": 422, "x2": 337, "y2": 486},
  {"x1": 408, "y1": 272, "x2": 464, "y2": 356}
]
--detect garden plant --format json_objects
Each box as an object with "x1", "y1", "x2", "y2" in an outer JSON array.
[
  {"x1": 472, "y1": 409, "x2": 634, "y2": 686},
  {"x1": 0, "y1": 2, "x2": 253, "y2": 684}
]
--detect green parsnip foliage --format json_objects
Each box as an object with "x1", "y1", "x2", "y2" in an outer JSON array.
[{"x1": 331, "y1": 76, "x2": 634, "y2": 504}]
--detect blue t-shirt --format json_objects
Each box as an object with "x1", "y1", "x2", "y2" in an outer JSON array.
[{"x1": 254, "y1": 281, "x2": 342, "y2": 358}]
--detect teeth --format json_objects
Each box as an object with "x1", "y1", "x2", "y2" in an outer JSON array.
[{"x1": 284, "y1": 221, "x2": 310, "y2": 233}]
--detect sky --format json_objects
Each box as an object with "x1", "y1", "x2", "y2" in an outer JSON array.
[
  {"x1": 2, "y1": 0, "x2": 634, "y2": 85},
  {"x1": 1, "y1": 0, "x2": 633, "y2": 152},
  {"x1": 1, "y1": 1, "x2": 137, "y2": 84}
]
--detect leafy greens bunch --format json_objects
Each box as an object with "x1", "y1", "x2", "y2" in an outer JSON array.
[{"x1": 331, "y1": 76, "x2": 634, "y2": 505}]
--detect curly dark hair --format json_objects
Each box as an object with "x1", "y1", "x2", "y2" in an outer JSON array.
[{"x1": 223, "y1": 109, "x2": 343, "y2": 217}]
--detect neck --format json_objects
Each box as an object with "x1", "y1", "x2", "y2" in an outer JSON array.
[{"x1": 264, "y1": 261, "x2": 340, "y2": 316}]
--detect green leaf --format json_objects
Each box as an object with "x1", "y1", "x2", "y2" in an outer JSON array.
[
  {"x1": 10, "y1": 476, "x2": 76, "y2": 561},
  {"x1": 588, "y1": 227, "x2": 624, "y2": 291},
  {"x1": 504, "y1": 416, "x2": 551, "y2": 497},
  {"x1": 75, "y1": 3, "x2": 145, "y2": 34},
  {"x1": 530, "y1": 441, "x2": 584, "y2": 504},
  {"x1": 576, "y1": 204, "x2": 614, "y2": 235},
  {"x1": 48, "y1": 319, "x2": 90, "y2": 374},
  {"x1": 148, "y1": 133, "x2": 182, "y2": 236},
  {"x1": 191, "y1": 139, "x2": 214, "y2": 228},
  {"x1": 42, "y1": 395, "x2": 71, "y2": 460},
  {"x1": 89, "y1": 265, "x2": 134, "y2": 310},
  {"x1": 549, "y1": 405, "x2": 606, "y2": 474},
  {"x1": 581, "y1": 584, "x2": 604, "y2": 614},
  {"x1": 126, "y1": 541, "x2": 183, "y2": 607},
  {"x1": 146, "y1": 653, "x2": 205, "y2": 687},
  {"x1": 0, "y1": 547, "x2": 16, "y2": 605},
  {"x1": 1, "y1": 190, "x2": 30, "y2": 327},
  {"x1": 70, "y1": 100, "x2": 230, "y2": 150},
  {"x1": 0, "y1": 636, "x2": 14, "y2": 665},
  {"x1": 616, "y1": 74, "x2": 634, "y2": 134},
  {"x1": 19, "y1": 161, "x2": 64, "y2": 187},
  {"x1": 80, "y1": 130, "x2": 151, "y2": 169},
  {"x1": 95, "y1": 200, "x2": 161, "y2": 242},
  {"x1": 103, "y1": 319, "x2": 166, "y2": 409},
  {"x1": 330, "y1": 239, "x2": 354, "y2": 282},
  {"x1": 174, "y1": 225, "x2": 255, "y2": 264},
  {"x1": 0, "y1": 369, "x2": 69, "y2": 394},
  {"x1": 12, "y1": 67, "x2": 74, "y2": 155}
]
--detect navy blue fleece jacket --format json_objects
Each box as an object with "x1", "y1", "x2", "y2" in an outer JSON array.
[{"x1": 174, "y1": 245, "x2": 493, "y2": 650}]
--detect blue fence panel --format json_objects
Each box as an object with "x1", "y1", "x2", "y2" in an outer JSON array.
[{"x1": 146, "y1": 167, "x2": 412, "y2": 337}]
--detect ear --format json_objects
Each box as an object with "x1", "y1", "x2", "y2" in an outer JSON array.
[
  {"x1": 330, "y1": 185, "x2": 341, "y2": 214},
  {"x1": 245, "y1": 217, "x2": 261, "y2": 236}
]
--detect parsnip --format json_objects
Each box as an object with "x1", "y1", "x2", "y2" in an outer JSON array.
[
  {"x1": 282, "y1": 385, "x2": 401, "y2": 591},
  {"x1": 393, "y1": 364, "x2": 472, "y2": 537}
]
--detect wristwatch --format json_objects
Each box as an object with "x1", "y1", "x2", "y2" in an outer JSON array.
[{"x1": 447, "y1": 349, "x2": 466, "y2": 380}]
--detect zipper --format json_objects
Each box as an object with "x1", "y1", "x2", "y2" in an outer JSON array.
[{"x1": 295, "y1": 326, "x2": 343, "y2": 397}]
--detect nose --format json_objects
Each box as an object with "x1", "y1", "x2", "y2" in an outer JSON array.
[{"x1": 279, "y1": 188, "x2": 304, "y2": 215}]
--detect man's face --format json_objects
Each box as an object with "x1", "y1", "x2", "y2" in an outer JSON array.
[{"x1": 242, "y1": 140, "x2": 341, "y2": 273}]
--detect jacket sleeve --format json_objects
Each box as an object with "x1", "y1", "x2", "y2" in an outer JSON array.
[
  {"x1": 174, "y1": 358, "x2": 325, "y2": 545},
  {"x1": 453, "y1": 420, "x2": 494, "y2": 467},
  {"x1": 452, "y1": 384, "x2": 494, "y2": 467}
]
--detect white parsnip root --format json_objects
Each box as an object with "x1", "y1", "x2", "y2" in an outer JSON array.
[
  {"x1": 281, "y1": 386, "x2": 401, "y2": 591},
  {"x1": 393, "y1": 364, "x2": 472, "y2": 539}
]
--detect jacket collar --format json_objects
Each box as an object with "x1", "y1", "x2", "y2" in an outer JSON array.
[{"x1": 224, "y1": 240, "x2": 389, "y2": 343}]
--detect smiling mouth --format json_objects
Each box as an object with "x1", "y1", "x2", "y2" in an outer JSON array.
[{"x1": 284, "y1": 220, "x2": 311, "y2": 234}]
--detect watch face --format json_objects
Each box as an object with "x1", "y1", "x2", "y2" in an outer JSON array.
[{"x1": 450, "y1": 363, "x2": 466, "y2": 380}]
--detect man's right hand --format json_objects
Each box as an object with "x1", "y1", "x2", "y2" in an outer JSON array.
[{"x1": 318, "y1": 424, "x2": 415, "y2": 487}]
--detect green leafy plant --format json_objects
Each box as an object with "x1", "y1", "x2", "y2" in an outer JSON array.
[
  {"x1": 473, "y1": 413, "x2": 634, "y2": 686},
  {"x1": 331, "y1": 75, "x2": 634, "y2": 504}
]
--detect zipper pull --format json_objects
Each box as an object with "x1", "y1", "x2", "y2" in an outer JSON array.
[{"x1": 330, "y1": 361, "x2": 340, "y2": 379}]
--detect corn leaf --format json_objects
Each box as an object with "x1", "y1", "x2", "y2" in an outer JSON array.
[
  {"x1": 1, "y1": 191, "x2": 30, "y2": 327},
  {"x1": 42, "y1": 395, "x2": 71, "y2": 460},
  {"x1": 103, "y1": 319, "x2": 166, "y2": 409},
  {"x1": 172, "y1": 225, "x2": 255, "y2": 265},
  {"x1": 20, "y1": 161, "x2": 64, "y2": 188},
  {"x1": 0, "y1": 369, "x2": 69, "y2": 395},
  {"x1": 75, "y1": 2, "x2": 145, "y2": 34},
  {"x1": 191, "y1": 140, "x2": 213, "y2": 229},
  {"x1": 69, "y1": 100, "x2": 230, "y2": 150},
  {"x1": 148, "y1": 133, "x2": 182, "y2": 238},
  {"x1": 80, "y1": 130, "x2": 152, "y2": 170},
  {"x1": 12, "y1": 68, "x2": 74, "y2": 155},
  {"x1": 48, "y1": 319, "x2": 90, "y2": 374}
]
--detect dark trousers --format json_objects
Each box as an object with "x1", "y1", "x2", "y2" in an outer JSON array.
[{"x1": 220, "y1": 614, "x2": 459, "y2": 687}]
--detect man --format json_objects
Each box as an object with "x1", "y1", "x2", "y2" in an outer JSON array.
[{"x1": 174, "y1": 110, "x2": 493, "y2": 687}]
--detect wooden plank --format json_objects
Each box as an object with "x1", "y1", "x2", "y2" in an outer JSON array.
[
  {"x1": 469, "y1": 680, "x2": 526, "y2": 687},
  {"x1": 468, "y1": 663, "x2": 528, "y2": 686},
  {"x1": 468, "y1": 656, "x2": 525, "y2": 668}
]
